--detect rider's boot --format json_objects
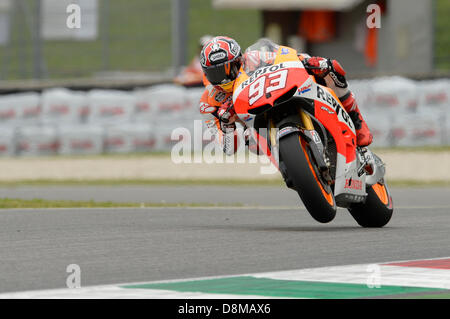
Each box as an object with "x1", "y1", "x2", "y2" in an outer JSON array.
[{"x1": 340, "y1": 91, "x2": 373, "y2": 147}]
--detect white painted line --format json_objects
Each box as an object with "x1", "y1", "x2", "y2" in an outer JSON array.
[
  {"x1": 0, "y1": 257, "x2": 448, "y2": 299},
  {"x1": 252, "y1": 264, "x2": 450, "y2": 289},
  {"x1": 0, "y1": 287, "x2": 278, "y2": 299}
]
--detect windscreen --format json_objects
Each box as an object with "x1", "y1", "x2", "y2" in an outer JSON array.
[{"x1": 242, "y1": 39, "x2": 279, "y2": 76}]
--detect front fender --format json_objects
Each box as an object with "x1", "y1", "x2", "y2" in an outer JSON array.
[{"x1": 365, "y1": 150, "x2": 387, "y2": 185}]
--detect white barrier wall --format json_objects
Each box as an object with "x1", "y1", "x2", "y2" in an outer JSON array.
[
  {"x1": 41, "y1": 88, "x2": 87, "y2": 125},
  {"x1": 58, "y1": 125, "x2": 104, "y2": 155},
  {"x1": 145, "y1": 84, "x2": 190, "y2": 119},
  {"x1": 16, "y1": 126, "x2": 59, "y2": 156},
  {"x1": 0, "y1": 93, "x2": 41, "y2": 127},
  {"x1": 0, "y1": 77, "x2": 449, "y2": 156},
  {"x1": 350, "y1": 77, "x2": 449, "y2": 147},
  {"x1": 87, "y1": 90, "x2": 135, "y2": 125},
  {"x1": 0, "y1": 127, "x2": 16, "y2": 156},
  {"x1": 133, "y1": 88, "x2": 156, "y2": 124},
  {"x1": 104, "y1": 123, "x2": 155, "y2": 153}
]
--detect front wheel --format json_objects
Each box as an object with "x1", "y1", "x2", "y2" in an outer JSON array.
[
  {"x1": 348, "y1": 182, "x2": 394, "y2": 227},
  {"x1": 279, "y1": 133, "x2": 337, "y2": 223}
]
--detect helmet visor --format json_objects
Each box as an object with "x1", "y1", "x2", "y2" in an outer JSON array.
[{"x1": 204, "y1": 58, "x2": 241, "y2": 85}]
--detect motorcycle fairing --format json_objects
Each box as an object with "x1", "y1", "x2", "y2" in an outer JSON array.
[
  {"x1": 297, "y1": 77, "x2": 356, "y2": 154},
  {"x1": 233, "y1": 45, "x2": 308, "y2": 114},
  {"x1": 293, "y1": 78, "x2": 368, "y2": 200},
  {"x1": 231, "y1": 40, "x2": 367, "y2": 201}
]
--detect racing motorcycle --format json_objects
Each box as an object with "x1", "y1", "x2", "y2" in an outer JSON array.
[{"x1": 232, "y1": 39, "x2": 393, "y2": 227}]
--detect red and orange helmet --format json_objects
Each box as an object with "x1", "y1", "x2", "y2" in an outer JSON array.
[{"x1": 200, "y1": 36, "x2": 242, "y2": 92}]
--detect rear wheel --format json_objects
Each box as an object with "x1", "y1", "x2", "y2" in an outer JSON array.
[
  {"x1": 348, "y1": 182, "x2": 394, "y2": 227},
  {"x1": 279, "y1": 133, "x2": 336, "y2": 223}
]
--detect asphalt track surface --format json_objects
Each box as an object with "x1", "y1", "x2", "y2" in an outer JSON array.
[{"x1": 0, "y1": 186, "x2": 448, "y2": 293}]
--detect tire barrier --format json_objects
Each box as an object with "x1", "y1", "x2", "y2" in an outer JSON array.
[{"x1": 0, "y1": 77, "x2": 448, "y2": 156}]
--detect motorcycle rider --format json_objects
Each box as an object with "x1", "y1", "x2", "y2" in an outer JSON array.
[{"x1": 199, "y1": 36, "x2": 373, "y2": 153}]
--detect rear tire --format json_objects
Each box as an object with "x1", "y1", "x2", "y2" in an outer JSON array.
[
  {"x1": 279, "y1": 133, "x2": 336, "y2": 223},
  {"x1": 348, "y1": 182, "x2": 394, "y2": 227}
]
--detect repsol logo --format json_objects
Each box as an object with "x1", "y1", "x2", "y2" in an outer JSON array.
[
  {"x1": 317, "y1": 86, "x2": 353, "y2": 129},
  {"x1": 241, "y1": 63, "x2": 286, "y2": 89},
  {"x1": 344, "y1": 178, "x2": 362, "y2": 190}
]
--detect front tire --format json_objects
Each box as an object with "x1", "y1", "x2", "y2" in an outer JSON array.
[
  {"x1": 279, "y1": 133, "x2": 336, "y2": 223},
  {"x1": 348, "y1": 182, "x2": 394, "y2": 227}
]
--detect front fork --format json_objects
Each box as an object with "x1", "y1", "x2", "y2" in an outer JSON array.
[
  {"x1": 298, "y1": 110, "x2": 332, "y2": 184},
  {"x1": 270, "y1": 109, "x2": 332, "y2": 185},
  {"x1": 268, "y1": 109, "x2": 313, "y2": 150},
  {"x1": 299, "y1": 109, "x2": 314, "y2": 130}
]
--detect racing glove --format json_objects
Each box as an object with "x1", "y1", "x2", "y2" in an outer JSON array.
[
  {"x1": 217, "y1": 97, "x2": 237, "y2": 130},
  {"x1": 304, "y1": 57, "x2": 348, "y2": 89}
]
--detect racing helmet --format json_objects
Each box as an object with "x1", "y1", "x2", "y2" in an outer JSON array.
[{"x1": 200, "y1": 36, "x2": 242, "y2": 92}]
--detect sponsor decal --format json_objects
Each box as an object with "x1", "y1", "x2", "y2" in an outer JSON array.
[
  {"x1": 228, "y1": 40, "x2": 240, "y2": 56},
  {"x1": 281, "y1": 48, "x2": 289, "y2": 55},
  {"x1": 209, "y1": 51, "x2": 226, "y2": 62},
  {"x1": 329, "y1": 71, "x2": 346, "y2": 88},
  {"x1": 233, "y1": 61, "x2": 304, "y2": 104},
  {"x1": 242, "y1": 115, "x2": 252, "y2": 122},
  {"x1": 71, "y1": 141, "x2": 94, "y2": 150},
  {"x1": 344, "y1": 178, "x2": 363, "y2": 190},
  {"x1": 199, "y1": 102, "x2": 217, "y2": 114},
  {"x1": 317, "y1": 86, "x2": 353, "y2": 129},
  {"x1": 320, "y1": 106, "x2": 334, "y2": 114},
  {"x1": 134, "y1": 138, "x2": 156, "y2": 148},
  {"x1": 319, "y1": 59, "x2": 329, "y2": 69},
  {"x1": 310, "y1": 130, "x2": 321, "y2": 144},
  {"x1": 100, "y1": 107, "x2": 125, "y2": 116},
  {"x1": 50, "y1": 105, "x2": 70, "y2": 114},
  {"x1": 240, "y1": 63, "x2": 286, "y2": 89},
  {"x1": 277, "y1": 126, "x2": 299, "y2": 139},
  {"x1": 211, "y1": 42, "x2": 221, "y2": 52},
  {"x1": 426, "y1": 92, "x2": 447, "y2": 105},
  {"x1": 298, "y1": 83, "x2": 312, "y2": 94},
  {"x1": 204, "y1": 119, "x2": 216, "y2": 129},
  {"x1": 200, "y1": 51, "x2": 206, "y2": 67},
  {"x1": 23, "y1": 107, "x2": 41, "y2": 117},
  {"x1": 214, "y1": 91, "x2": 228, "y2": 103},
  {"x1": 0, "y1": 110, "x2": 16, "y2": 118},
  {"x1": 136, "y1": 102, "x2": 150, "y2": 112}
]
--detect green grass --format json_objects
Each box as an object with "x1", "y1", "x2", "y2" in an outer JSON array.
[
  {"x1": 435, "y1": 0, "x2": 450, "y2": 70},
  {"x1": 1, "y1": 0, "x2": 448, "y2": 78},
  {"x1": 0, "y1": 197, "x2": 244, "y2": 209},
  {"x1": 0, "y1": 198, "x2": 138, "y2": 208},
  {"x1": 0, "y1": 178, "x2": 285, "y2": 187},
  {"x1": 188, "y1": 0, "x2": 261, "y2": 61},
  {"x1": 0, "y1": 0, "x2": 261, "y2": 80}
]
